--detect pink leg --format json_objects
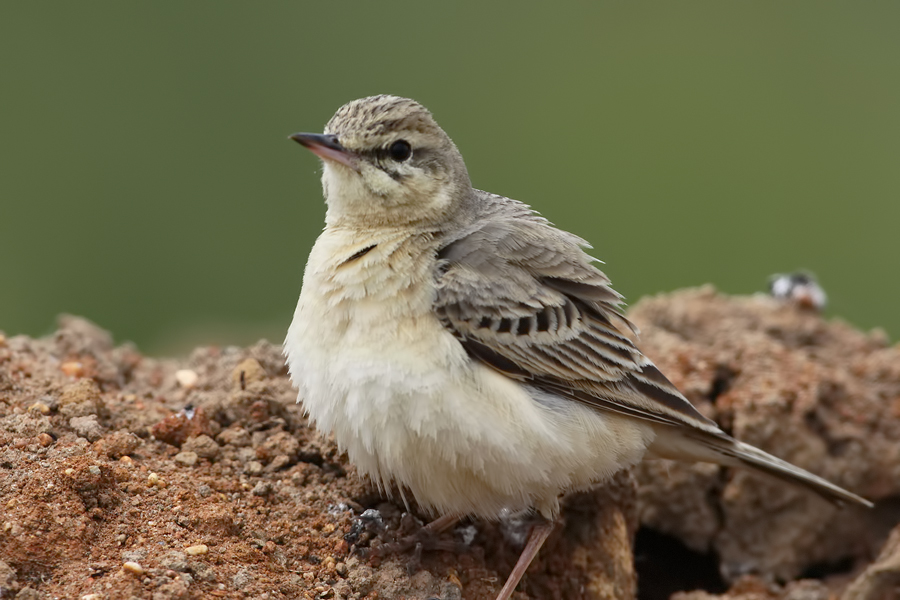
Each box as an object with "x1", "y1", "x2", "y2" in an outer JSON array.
[
  {"x1": 424, "y1": 513, "x2": 460, "y2": 534},
  {"x1": 495, "y1": 520, "x2": 554, "y2": 600}
]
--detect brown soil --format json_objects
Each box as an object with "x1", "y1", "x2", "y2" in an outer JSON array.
[{"x1": 0, "y1": 287, "x2": 898, "y2": 600}]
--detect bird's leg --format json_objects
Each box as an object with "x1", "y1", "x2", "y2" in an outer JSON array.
[
  {"x1": 495, "y1": 518, "x2": 554, "y2": 600},
  {"x1": 423, "y1": 513, "x2": 461, "y2": 535}
]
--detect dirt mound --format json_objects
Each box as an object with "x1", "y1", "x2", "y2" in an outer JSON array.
[{"x1": 0, "y1": 288, "x2": 897, "y2": 599}]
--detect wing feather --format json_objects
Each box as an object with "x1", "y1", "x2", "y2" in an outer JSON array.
[{"x1": 434, "y1": 205, "x2": 719, "y2": 433}]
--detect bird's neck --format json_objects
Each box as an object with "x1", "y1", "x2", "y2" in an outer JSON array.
[
  {"x1": 320, "y1": 167, "x2": 472, "y2": 232},
  {"x1": 303, "y1": 226, "x2": 440, "y2": 304}
]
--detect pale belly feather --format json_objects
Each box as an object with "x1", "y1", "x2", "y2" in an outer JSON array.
[{"x1": 284, "y1": 230, "x2": 655, "y2": 519}]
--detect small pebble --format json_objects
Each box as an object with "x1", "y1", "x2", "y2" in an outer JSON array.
[
  {"x1": 65, "y1": 468, "x2": 75, "y2": 476},
  {"x1": 184, "y1": 544, "x2": 208, "y2": 556},
  {"x1": 88, "y1": 465, "x2": 101, "y2": 476},
  {"x1": 148, "y1": 472, "x2": 164, "y2": 487},
  {"x1": 251, "y1": 481, "x2": 272, "y2": 496},
  {"x1": 59, "y1": 379, "x2": 100, "y2": 404},
  {"x1": 37, "y1": 433, "x2": 54, "y2": 447},
  {"x1": 119, "y1": 456, "x2": 134, "y2": 467},
  {"x1": 232, "y1": 567, "x2": 252, "y2": 589},
  {"x1": 160, "y1": 550, "x2": 189, "y2": 572},
  {"x1": 182, "y1": 434, "x2": 220, "y2": 460},
  {"x1": 216, "y1": 426, "x2": 251, "y2": 447},
  {"x1": 122, "y1": 561, "x2": 145, "y2": 575},
  {"x1": 81, "y1": 594, "x2": 103, "y2": 600},
  {"x1": 175, "y1": 369, "x2": 199, "y2": 389},
  {"x1": 60, "y1": 361, "x2": 84, "y2": 377},
  {"x1": 93, "y1": 431, "x2": 141, "y2": 459},
  {"x1": 265, "y1": 454, "x2": 292, "y2": 472},
  {"x1": 69, "y1": 415, "x2": 104, "y2": 441},
  {"x1": 231, "y1": 358, "x2": 267, "y2": 388},
  {"x1": 174, "y1": 451, "x2": 198, "y2": 467},
  {"x1": 28, "y1": 402, "x2": 50, "y2": 415}
]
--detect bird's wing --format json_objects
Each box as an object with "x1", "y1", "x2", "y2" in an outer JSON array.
[
  {"x1": 433, "y1": 195, "x2": 873, "y2": 508},
  {"x1": 434, "y1": 210, "x2": 721, "y2": 433}
]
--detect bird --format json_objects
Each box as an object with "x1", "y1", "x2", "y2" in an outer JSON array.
[{"x1": 283, "y1": 95, "x2": 871, "y2": 600}]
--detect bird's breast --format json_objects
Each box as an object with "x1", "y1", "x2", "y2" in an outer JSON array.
[
  {"x1": 283, "y1": 229, "x2": 655, "y2": 520},
  {"x1": 285, "y1": 228, "x2": 466, "y2": 419}
]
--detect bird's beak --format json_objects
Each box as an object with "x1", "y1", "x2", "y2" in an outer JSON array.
[{"x1": 289, "y1": 133, "x2": 359, "y2": 172}]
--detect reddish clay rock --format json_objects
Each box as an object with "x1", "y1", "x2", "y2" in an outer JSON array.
[
  {"x1": 672, "y1": 523, "x2": 900, "y2": 600},
  {"x1": 1, "y1": 290, "x2": 898, "y2": 599},
  {"x1": 841, "y1": 523, "x2": 900, "y2": 600},
  {"x1": 672, "y1": 576, "x2": 833, "y2": 600},
  {"x1": 630, "y1": 286, "x2": 900, "y2": 583},
  {"x1": 0, "y1": 316, "x2": 636, "y2": 599}
]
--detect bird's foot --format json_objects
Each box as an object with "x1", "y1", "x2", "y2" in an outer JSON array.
[
  {"x1": 386, "y1": 513, "x2": 463, "y2": 574},
  {"x1": 347, "y1": 511, "x2": 463, "y2": 574}
]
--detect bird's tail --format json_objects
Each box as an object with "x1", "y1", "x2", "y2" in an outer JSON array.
[{"x1": 648, "y1": 426, "x2": 873, "y2": 508}]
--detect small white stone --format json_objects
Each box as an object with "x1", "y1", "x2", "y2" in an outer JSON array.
[
  {"x1": 122, "y1": 561, "x2": 145, "y2": 575},
  {"x1": 175, "y1": 369, "x2": 199, "y2": 389},
  {"x1": 185, "y1": 544, "x2": 208, "y2": 556}
]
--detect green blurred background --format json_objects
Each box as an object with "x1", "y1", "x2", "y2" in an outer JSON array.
[{"x1": 2, "y1": 2, "x2": 898, "y2": 355}]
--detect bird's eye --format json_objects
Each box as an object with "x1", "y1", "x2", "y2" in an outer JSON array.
[{"x1": 389, "y1": 140, "x2": 412, "y2": 162}]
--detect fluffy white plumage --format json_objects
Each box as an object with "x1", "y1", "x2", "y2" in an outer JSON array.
[{"x1": 286, "y1": 228, "x2": 654, "y2": 519}]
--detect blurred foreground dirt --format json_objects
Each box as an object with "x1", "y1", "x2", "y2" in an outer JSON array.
[{"x1": 0, "y1": 287, "x2": 898, "y2": 600}]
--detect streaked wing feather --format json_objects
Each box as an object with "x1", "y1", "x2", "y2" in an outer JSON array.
[{"x1": 435, "y1": 206, "x2": 719, "y2": 433}]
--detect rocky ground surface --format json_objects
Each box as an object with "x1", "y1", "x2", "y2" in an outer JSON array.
[{"x1": 0, "y1": 287, "x2": 898, "y2": 600}]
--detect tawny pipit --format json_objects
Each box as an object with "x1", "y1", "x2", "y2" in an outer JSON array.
[{"x1": 285, "y1": 96, "x2": 870, "y2": 600}]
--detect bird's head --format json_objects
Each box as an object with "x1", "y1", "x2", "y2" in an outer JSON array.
[{"x1": 291, "y1": 95, "x2": 472, "y2": 229}]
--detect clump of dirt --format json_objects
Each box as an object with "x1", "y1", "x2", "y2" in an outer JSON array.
[
  {"x1": 630, "y1": 287, "x2": 900, "y2": 597},
  {"x1": 0, "y1": 315, "x2": 633, "y2": 599},
  {"x1": 0, "y1": 288, "x2": 898, "y2": 600}
]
